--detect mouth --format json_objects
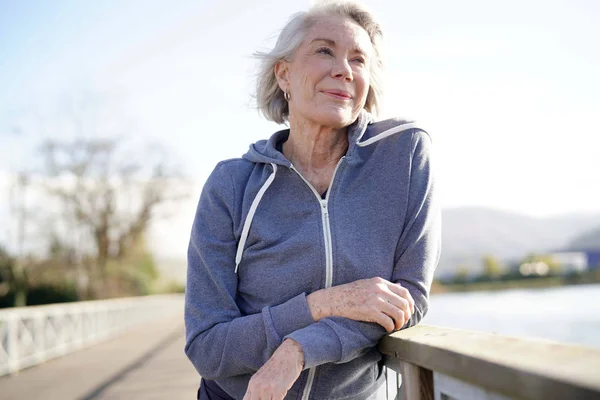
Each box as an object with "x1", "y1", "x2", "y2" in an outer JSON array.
[{"x1": 322, "y1": 90, "x2": 353, "y2": 100}]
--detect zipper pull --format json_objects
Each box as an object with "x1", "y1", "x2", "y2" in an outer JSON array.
[{"x1": 321, "y1": 200, "x2": 328, "y2": 214}]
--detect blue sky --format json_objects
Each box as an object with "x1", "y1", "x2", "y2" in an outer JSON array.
[{"x1": 1, "y1": 0, "x2": 599, "y2": 259}]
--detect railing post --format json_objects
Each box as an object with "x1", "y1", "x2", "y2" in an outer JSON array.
[
  {"x1": 34, "y1": 311, "x2": 45, "y2": 364},
  {"x1": 385, "y1": 366, "x2": 401, "y2": 400},
  {"x1": 74, "y1": 307, "x2": 83, "y2": 350},
  {"x1": 7, "y1": 314, "x2": 19, "y2": 375},
  {"x1": 399, "y1": 361, "x2": 434, "y2": 400}
]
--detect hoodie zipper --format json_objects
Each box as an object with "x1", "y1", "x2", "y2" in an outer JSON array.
[{"x1": 289, "y1": 156, "x2": 344, "y2": 400}]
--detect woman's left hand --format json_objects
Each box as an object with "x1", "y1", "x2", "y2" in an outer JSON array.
[{"x1": 243, "y1": 339, "x2": 304, "y2": 400}]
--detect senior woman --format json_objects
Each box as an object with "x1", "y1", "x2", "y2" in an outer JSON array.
[{"x1": 185, "y1": 2, "x2": 440, "y2": 399}]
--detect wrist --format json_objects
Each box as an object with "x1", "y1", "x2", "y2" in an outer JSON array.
[
  {"x1": 307, "y1": 289, "x2": 330, "y2": 321},
  {"x1": 281, "y1": 338, "x2": 305, "y2": 369}
]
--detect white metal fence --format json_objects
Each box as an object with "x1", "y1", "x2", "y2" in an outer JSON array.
[{"x1": 0, "y1": 294, "x2": 184, "y2": 377}]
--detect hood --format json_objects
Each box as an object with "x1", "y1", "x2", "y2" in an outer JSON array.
[
  {"x1": 243, "y1": 109, "x2": 373, "y2": 166},
  {"x1": 234, "y1": 109, "x2": 421, "y2": 274}
]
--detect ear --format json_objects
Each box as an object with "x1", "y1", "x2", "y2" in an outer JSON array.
[{"x1": 274, "y1": 59, "x2": 291, "y2": 92}]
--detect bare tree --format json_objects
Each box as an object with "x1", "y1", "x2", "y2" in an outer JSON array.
[
  {"x1": 2, "y1": 172, "x2": 34, "y2": 307},
  {"x1": 5, "y1": 91, "x2": 188, "y2": 300},
  {"x1": 40, "y1": 136, "x2": 187, "y2": 297}
]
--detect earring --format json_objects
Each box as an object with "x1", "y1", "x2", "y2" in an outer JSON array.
[{"x1": 284, "y1": 90, "x2": 291, "y2": 101}]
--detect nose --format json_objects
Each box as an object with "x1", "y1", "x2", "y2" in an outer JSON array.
[{"x1": 331, "y1": 57, "x2": 353, "y2": 82}]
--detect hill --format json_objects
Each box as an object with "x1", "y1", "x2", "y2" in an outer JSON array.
[
  {"x1": 565, "y1": 226, "x2": 600, "y2": 251},
  {"x1": 438, "y1": 207, "x2": 600, "y2": 278}
]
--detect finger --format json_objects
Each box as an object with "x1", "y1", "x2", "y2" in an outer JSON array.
[
  {"x1": 255, "y1": 386, "x2": 270, "y2": 400},
  {"x1": 274, "y1": 391, "x2": 286, "y2": 400},
  {"x1": 389, "y1": 301, "x2": 409, "y2": 330},
  {"x1": 260, "y1": 382, "x2": 287, "y2": 400},
  {"x1": 379, "y1": 299, "x2": 408, "y2": 330},
  {"x1": 242, "y1": 389, "x2": 251, "y2": 400},
  {"x1": 380, "y1": 290, "x2": 411, "y2": 322},
  {"x1": 263, "y1": 387, "x2": 284, "y2": 400},
  {"x1": 372, "y1": 311, "x2": 395, "y2": 332},
  {"x1": 247, "y1": 386, "x2": 261, "y2": 400},
  {"x1": 387, "y1": 283, "x2": 415, "y2": 314}
]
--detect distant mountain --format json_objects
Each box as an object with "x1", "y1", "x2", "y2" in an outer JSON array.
[
  {"x1": 438, "y1": 207, "x2": 600, "y2": 278},
  {"x1": 565, "y1": 226, "x2": 600, "y2": 251}
]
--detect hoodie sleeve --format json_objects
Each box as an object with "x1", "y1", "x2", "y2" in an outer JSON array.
[
  {"x1": 184, "y1": 162, "x2": 316, "y2": 379},
  {"x1": 284, "y1": 130, "x2": 441, "y2": 368}
]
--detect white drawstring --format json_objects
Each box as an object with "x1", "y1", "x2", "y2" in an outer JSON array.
[
  {"x1": 234, "y1": 163, "x2": 278, "y2": 273},
  {"x1": 356, "y1": 122, "x2": 419, "y2": 147},
  {"x1": 234, "y1": 121, "x2": 418, "y2": 273}
]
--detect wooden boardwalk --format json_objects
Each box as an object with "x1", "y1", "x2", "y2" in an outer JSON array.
[{"x1": 0, "y1": 312, "x2": 200, "y2": 400}]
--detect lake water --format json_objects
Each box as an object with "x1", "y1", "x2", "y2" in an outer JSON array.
[{"x1": 422, "y1": 283, "x2": 600, "y2": 348}]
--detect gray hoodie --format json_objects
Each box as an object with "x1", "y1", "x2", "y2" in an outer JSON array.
[{"x1": 184, "y1": 110, "x2": 441, "y2": 399}]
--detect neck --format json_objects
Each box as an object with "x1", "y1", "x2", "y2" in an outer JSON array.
[{"x1": 283, "y1": 115, "x2": 349, "y2": 172}]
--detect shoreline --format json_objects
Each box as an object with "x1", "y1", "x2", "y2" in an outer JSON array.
[{"x1": 430, "y1": 270, "x2": 600, "y2": 294}]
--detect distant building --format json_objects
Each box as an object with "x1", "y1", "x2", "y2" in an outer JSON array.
[
  {"x1": 560, "y1": 247, "x2": 600, "y2": 271},
  {"x1": 583, "y1": 250, "x2": 600, "y2": 270},
  {"x1": 518, "y1": 251, "x2": 588, "y2": 277},
  {"x1": 547, "y1": 252, "x2": 588, "y2": 273}
]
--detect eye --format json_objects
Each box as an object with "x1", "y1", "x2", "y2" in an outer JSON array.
[
  {"x1": 352, "y1": 57, "x2": 366, "y2": 65},
  {"x1": 316, "y1": 47, "x2": 333, "y2": 56}
]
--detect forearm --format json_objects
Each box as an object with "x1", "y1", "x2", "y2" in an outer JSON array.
[
  {"x1": 307, "y1": 278, "x2": 418, "y2": 330},
  {"x1": 291, "y1": 282, "x2": 428, "y2": 368},
  {"x1": 243, "y1": 339, "x2": 305, "y2": 400},
  {"x1": 284, "y1": 317, "x2": 380, "y2": 369},
  {"x1": 306, "y1": 288, "x2": 329, "y2": 321},
  {"x1": 185, "y1": 292, "x2": 315, "y2": 380}
]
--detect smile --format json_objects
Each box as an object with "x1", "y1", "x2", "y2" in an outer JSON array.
[{"x1": 322, "y1": 90, "x2": 353, "y2": 100}]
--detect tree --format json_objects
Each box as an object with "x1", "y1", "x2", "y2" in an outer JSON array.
[
  {"x1": 453, "y1": 265, "x2": 470, "y2": 284},
  {"x1": 5, "y1": 91, "x2": 188, "y2": 300},
  {"x1": 3, "y1": 172, "x2": 35, "y2": 307},
  {"x1": 39, "y1": 136, "x2": 187, "y2": 297},
  {"x1": 0, "y1": 246, "x2": 15, "y2": 299},
  {"x1": 482, "y1": 254, "x2": 503, "y2": 280}
]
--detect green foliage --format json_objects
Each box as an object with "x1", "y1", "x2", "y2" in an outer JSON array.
[
  {"x1": 127, "y1": 251, "x2": 160, "y2": 295},
  {"x1": 453, "y1": 265, "x2": 470, "y2": 283},
  {"x1": 151, "y1": 280, "x2": 186, "y2": 294},
  {"x1": 137, "y1": 252, "x2": 159, "y2": 281},
  {"x1": 103, "y1": 249, "x2": 161, "y2": 297},
  {"x1": 26, "y1": 284, "x2": 78, "y2": 306},
  {"x1": 0, "y1": 245, "x2": 15, "y2": 283},
  {"x1": 0, "y1": 293, "x2": 14, "y2": 308},
  {"x1": 0, "y1": 284, "x2": 78, "y2": 309},
  {"x1": 482, "y1": 254, "x2": 503, "y2": 279}
]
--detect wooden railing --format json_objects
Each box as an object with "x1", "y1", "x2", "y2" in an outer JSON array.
[
  {"x1": 379, "y1": 325, "x2": 600, "y2": 400},
  {"x1": 3, "y1": 296, "x2": 599, "y2": 399},
  {"x1": 0, "y1": 294, "x2": 183, "y2": 377}
]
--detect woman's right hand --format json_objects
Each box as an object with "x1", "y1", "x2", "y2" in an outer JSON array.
[{"x1": 306, "y1": 277, "x2": 415, "y2": 333}]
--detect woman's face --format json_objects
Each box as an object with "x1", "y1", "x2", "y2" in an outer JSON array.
[{"x1": 277, "y1": 16, "x2": 373, "y2": 129}]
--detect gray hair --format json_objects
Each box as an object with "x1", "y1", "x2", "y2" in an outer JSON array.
[{"x1": 254, "y1": 1, "x2": 385, "y2": 124}]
